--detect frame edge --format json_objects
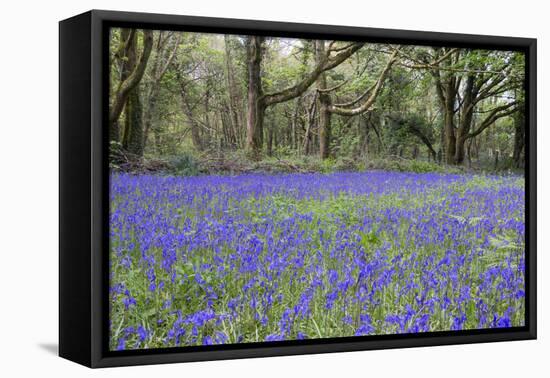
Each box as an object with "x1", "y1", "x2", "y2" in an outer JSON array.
[{"x1": 59, "y1": 11, "x2": 94, "y2": 368}]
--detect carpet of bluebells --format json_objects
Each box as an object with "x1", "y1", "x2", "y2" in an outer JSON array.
[{"x1": 109, "y1": 171, "x2": 525, "y2": 350}]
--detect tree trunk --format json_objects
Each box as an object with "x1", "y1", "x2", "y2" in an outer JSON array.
[
  {"x1": 302, "y1": 97, "x2": 316, "y2": 155},
  {"x1": 143, "y1": 32, "x2": 181, "y2": 152},
  {"x1": 443, "y1": 87, "x2": 457, "y2": 165},
  {"x1": 121, "y1": 31, "x2": 145, "y2": 157},
  {"x1": 318, "y1": 91, "x2": 331, "y2": 159},
  {"x1": 316, "y1": 40, "x2": 332, "y2": 159},
  {"x1": 109, "y1": 33, "x2": 123, "y2": 143},
  {"x1": 245, "y1": 36, "x2": 265, "y2": 159},
  {"x1": 433, "y1": 48, "x2": 459, "y2": 165},
  {"x1": 466, "y1": 138, "x2": 473, "y2": 168},
  {"x1": 123, "y1": 90, "x2": 144, "y2": 156},
  {"x1": 142, "y1": 85, "x2": 159, "y2": 151},
  {"x1": 153, "y1": 127, "x2": 162, "y2": 154},
  {"x1": 204, "y1": 85, "x2": 212, "y2": 148},
  {"x1": 370, "y1": 115, "x2": 384, "y2": 155},
  {"x1": 358, "y1": 115, "x2": 370, "y2": 159},
  {"x1": 454, "y1": 135, "x2": 467, "y2": 165},
  {"x1": 412, "y1": 145, "x2": 419, "y2": 160},
  {"x1": 224, "y1": 35, "x2": 242, "y2": 149},
  {"x1": 109, "y1": 30, "x2": 153, "y2": 139},
  {"x1": 454, "y1": 75, "x2": 475, "y2": 165},
  {"x1": 292, "y1": 98, "x2": 300, "y2": 151},
  {"x1": 512, "y1": 107, "x2": 525, "y2": 168},
  {"x1": 181, "y1": 97, "x2": 203, "y2": 151},
  {"x1": 267, "y1": 119, "x2": 274, "y2": 157}
]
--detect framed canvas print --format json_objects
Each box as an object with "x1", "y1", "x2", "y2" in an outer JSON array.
[{"x1": 59, "y1": 10, "x2": 537, "y2": 368}]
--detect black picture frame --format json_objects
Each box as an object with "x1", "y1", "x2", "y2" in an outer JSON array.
[{"x1": 59, "y1": 9, "x2": 537, "y2": 368}]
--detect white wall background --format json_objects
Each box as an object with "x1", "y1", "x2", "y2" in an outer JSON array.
[{"x1": 0, "y1": 0, "x2": 546, "y2": 375}]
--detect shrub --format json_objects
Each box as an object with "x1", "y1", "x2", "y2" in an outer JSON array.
[
  {"x1": 363, "y1": 157, "x2": 462, "y2": 174},
  {"x1": 168, "y1": 153, "x2": 200, "y2": 176},
  {"x1": 109, "y1": 141, "x2": 125, "y2": 171}
]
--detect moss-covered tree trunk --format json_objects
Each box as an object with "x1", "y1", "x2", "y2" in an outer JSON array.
[
  {"x1": 109, "y1": 29, "x2": 153, "y2": 149},
  {"x1": 121, "y1": 31, "x2": 145, "y2": 157},
  {"x1": 123, "y1": 89, "x2": 144, "y2": 156},
  {"x1": 512, "y1": 106, "x2": 525, "y2": 168}
]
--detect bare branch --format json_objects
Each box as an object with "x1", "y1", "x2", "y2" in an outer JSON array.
[
  {"x1": 333, "y1": 81, "x2": 377, "y2": 107},
  {"x1": 395, "y1": 47, "x2": 458, "y2": 69},
  {"x1": 158, "y1": 33, "x2": 182, "y2": 80},
  {"x1": 328, "y1": 49, "x2": 399, "y2": 116},
  {"x1": 328, "y1": 42, "x2": 357, "y2": 53},
  {"x1": 316, "y1": 79, "x2": 350, "y2": 93},
  {"x1": 466, "y1": 101, "x2": 519, "y2": 139}
]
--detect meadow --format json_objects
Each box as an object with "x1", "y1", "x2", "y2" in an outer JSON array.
[{"x1": 109, "y1": 171, "x2": 525, "y2": 350}]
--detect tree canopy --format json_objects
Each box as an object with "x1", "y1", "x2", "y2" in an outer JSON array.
[{"x1": 108, "y1": 28, "x2": 526, "y2": 174}]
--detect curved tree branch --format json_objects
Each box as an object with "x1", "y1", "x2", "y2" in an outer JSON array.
[
  {"x1": 263, "y1": 42, "x2": 364, "y2": 106},
  {"x1": 109, "y1": 30, "x2": 154, "y2": 126},
  {"x1": 328, "y1": 50, "x2": 399, "y2": 116},
  {"x1": 316, "y1": 79, "x2": 350, "y2": 93},
  {"x1": 333, "y1": 80, "x2": 377, "y2": 108},
  {"x1": 466, "y1": 101, "x2": 519, "y2": 139}
]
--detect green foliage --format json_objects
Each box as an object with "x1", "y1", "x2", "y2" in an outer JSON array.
[
  {"x1": 407, "y1": 160, "x2": 450, "y2": 173},
  {"x1": 109, "y1": 141, "x2": 124, "y2": 170},
  {"x1": 168, "y1": 153, "x2": 200, "y2": 176},
  {"x1": 108, "y1": 28, "x2": 526, "y2": 176},
  {"x1": 364, "y1": 158, "x2": 462, "y2": 174},
  {"x1": 320, "y1": 158, "x2": 336, "y2": 173}
]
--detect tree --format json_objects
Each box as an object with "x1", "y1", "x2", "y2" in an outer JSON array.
[
  {"x1": 432, "y1": 48, "x2": 461, "y2": 164},
  {"x1": 312, "y1": 48, "x2": 399, "y2": 159},
  {"x1": 315, "y1": 40, "x2": 332, "y2": 159},
  {"x1": 245, "y1": 36, "x2": 265, "y2": 159},
  {"x1": 142, "y1": 32, "x2": 181, "y2": 151},
  {"x1": 512, "y1": 101, "x2": 525, "y2": 168},
  {"x1": 245, "y1": 36, "x2": 364, "y2": 159},
  {"x1": 387, "y1": 113, "x2": 437, "y2": 160},
  {"x1": 224, "y1": 35, "x2": 244, "y2": 148},
  {"x1": 453, "y1": 51, "x2": 522, "y2": 164},
  {"x1": 429, "y1": 49, "x2": 522, "y2": 164},
  {"x1": 109, "y1": 29, "x2": 153, "y2": 154},
  {"x1": 326, "y1": 49, "x2": 399, "y2": 116}
]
